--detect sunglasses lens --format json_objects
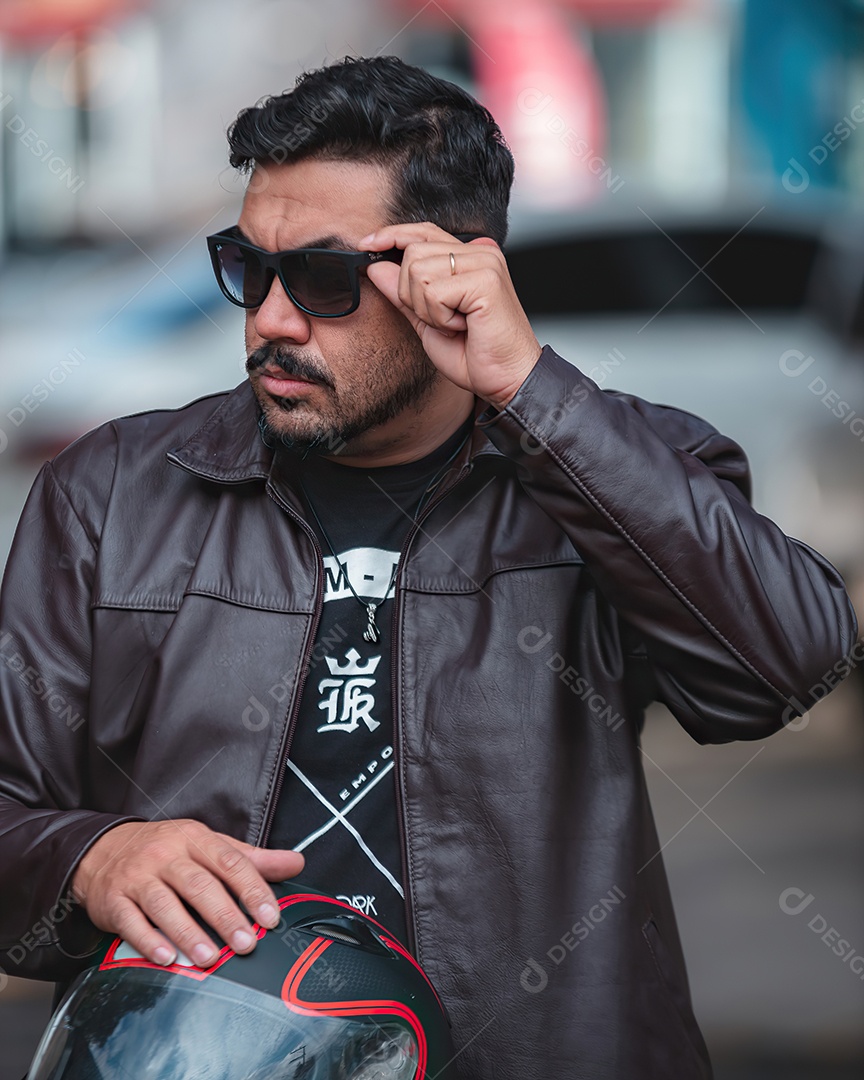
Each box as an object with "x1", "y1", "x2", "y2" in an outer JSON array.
[
  {"x1": 281, "y1": 252, "x2": 355, "y2": 315},
  {"x1": 213, "y1": 241, "x2": 268, "y2": 307},
  {"x1": 210, "y1": 237, "x2": 362, "y2": 315}
]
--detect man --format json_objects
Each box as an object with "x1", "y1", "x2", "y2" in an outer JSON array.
[{"x1": 0, "y1": 55, "x2": 856, "y2": 1079}]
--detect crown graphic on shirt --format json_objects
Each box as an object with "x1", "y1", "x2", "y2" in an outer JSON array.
[{"x1": 324, "y1": 648, "x2": 382, "y2": 677}]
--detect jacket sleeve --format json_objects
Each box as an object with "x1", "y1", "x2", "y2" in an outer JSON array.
[
  {"x1": 0, "y1": 432, "x2": 140, "y2": 981},
  {"x1": 477, "y1": 346, "x2": 859, "y2": 743}
]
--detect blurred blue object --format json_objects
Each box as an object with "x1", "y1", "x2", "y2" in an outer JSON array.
[{"x1": 739, "y1": 0, "x2": 853, "y2": 190}]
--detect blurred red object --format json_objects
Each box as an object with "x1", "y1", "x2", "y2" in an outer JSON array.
[
  {"x1": 385, "y1": 0, "x2": 688, "y2": 205},
  {"x1": 389, "y1": 0, "x2": 685, "y2": 26},
  {"x1": 0, "y1": 0, "x2": 144, "y2": 45},
  {"x1": 472, "y1": 3, "x2": 608, "y2": 206}
]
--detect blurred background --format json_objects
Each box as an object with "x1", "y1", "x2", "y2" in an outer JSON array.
[{"x1": 1, "y1": 0, "x2": 863, "y2": 1076}]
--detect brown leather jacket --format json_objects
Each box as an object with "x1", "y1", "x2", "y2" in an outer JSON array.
[{"x1": 0, "y1": 347, "x2": 856, "y2": 1078}]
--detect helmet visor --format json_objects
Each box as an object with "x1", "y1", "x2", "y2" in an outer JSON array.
[{"x1": 28, "y1": 966, "x2": 419, "y2": 1080}]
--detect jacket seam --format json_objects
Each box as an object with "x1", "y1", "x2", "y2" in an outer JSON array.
[
  {"x1": 116, "y1": 388, "x2": 230, "y2": 424},
  {"x1": 91, "y1": 592, "x2": 315, "y2": 614},
  {"x1": 91, "y1": 598, "x2": 182, "y2": 612},
  {"x1": 181, "y1": 588, "x2": 314, "y2": 613},
  {"x1": 641, "y1": 916, "x2": 668, "y2": 987},
  {"x1": 45, "y1": 463, "x2": 100, "y2": 554},
  {"x1": 165, "y1": 453, "x2": 270, "y2": 484},
  {"x1": 641, "y1": 917, "x2": 710, "y2": 1073},
  {"x1": 400, "y1": 555, "x2": 586, "y2": 594},
  {"x1": 505, "y1": 405, "x2": 789, "y2": 706}
]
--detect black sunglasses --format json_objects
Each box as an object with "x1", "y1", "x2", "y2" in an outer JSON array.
[{"x1": 206, "y1": 228, "x2": 484, "y2": 318}]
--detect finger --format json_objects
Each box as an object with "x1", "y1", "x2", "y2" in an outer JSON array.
[
  {"x1": 366, "y1": 261, "x2": 429, "y2": 335},
  {"x1": 409, "y1": 254, "x2": 492, "y2": 330},
  {"x1": 233, "y1": 843, "x2": 305, "y2": 925},
  {"x1": 402, "y1": 277, "x2": 464, "y2": 339},
  {"x1": 359, "y1": 221, "x2": 457, "y2": 251},
  {"x1": 97, "y1": 896, "x2": 181, "y2": 967},
  {"x1": 389, "y1": 266, "x2": 466, "y2": 339},
  {"x1": 242, "y1": 843, "x2": 305, "y2": 884},
  {"x1": 402, "y1": 251, "x2": 466, "y2": 327},
  {"x1": 418, "y1": 280, "x2": 471, "y2": 334},
  {"x1": 131, "y1": 880, "x2": 224, "y2": 967},
  {"x1": 365, "y1": 260, "x2": 404, "y2": 310},
  {"x1": 162, "y1": 861, "x2": 262, "y2": 960},
  {"x1": 185, "y1": 829, "x2": 289, "y2": 932},
  {"x1": 368, "y1": 252, "x2": 469, "y2": 336},
  {"x1": 399, "y1": 253, "x2": 420, "y2": 315},
  {"x1": 404, "y1": 255, "x2": 450, "y2": 330},
  {"x1": 403, "y1": 244, "x2": 499, "y2": 297},
  {"x1": 371, "y1": 240, "x2": 496, "y2": 313}
]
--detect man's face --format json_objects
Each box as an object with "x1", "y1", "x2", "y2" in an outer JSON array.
[{"x1": 237, "y1": 158, "x2": 438, "y2": 456}]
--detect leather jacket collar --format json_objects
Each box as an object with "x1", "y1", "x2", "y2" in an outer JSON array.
[{"x1": 166, "y1": 379, "x2": 503, "y2": 489}]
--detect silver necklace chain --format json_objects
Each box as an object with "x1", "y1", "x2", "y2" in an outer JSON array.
[{"x1": 298, "y1": 426, "x2": 472, "y2": 645}]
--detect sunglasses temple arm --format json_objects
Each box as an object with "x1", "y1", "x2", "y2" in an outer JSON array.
[{"x1": 367, "y1": 249, "x2": 404, "y2": 266}]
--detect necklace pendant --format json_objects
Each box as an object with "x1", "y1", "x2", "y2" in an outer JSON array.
[{"x1": 363, "y1": 602, "x2": 380, "y2": 644}]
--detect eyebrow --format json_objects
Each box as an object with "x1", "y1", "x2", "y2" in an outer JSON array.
[{"x1": 232, "y1": 225, "x2": 355, "y2": 251}]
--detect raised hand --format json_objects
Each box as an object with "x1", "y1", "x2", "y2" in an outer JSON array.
[{"x1": 361, "y1": 222, "x2": 541, "y2": 409}]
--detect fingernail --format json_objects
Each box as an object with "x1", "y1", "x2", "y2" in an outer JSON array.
[
  {"x1": 192, "y1": 943, "x2": 215, "y2": 967},
  {"x1": 232, "y1": 930, "x2": 254, "y2": 953},
  {"x1": 258, "y1": 903, "x2": 279, "y2": 928},
  {"x1": 359, "y1": 232, "x2": 374, "y2": 245},
  {"x1": 153, "y1": 946, "x2": 175, "y2": 966}
]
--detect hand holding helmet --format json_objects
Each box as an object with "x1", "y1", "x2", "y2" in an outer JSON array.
[{"x1": 28, "y1": 882, "x2": 456, "y2": 1080}]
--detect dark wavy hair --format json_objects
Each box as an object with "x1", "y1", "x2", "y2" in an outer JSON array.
[{"x1": 227, "y1": 55, "x2": 514, "y2": 246}]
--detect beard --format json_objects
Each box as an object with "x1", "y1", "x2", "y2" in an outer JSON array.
[{"x1": 246, "y1": 339, "x2": 439, "y2": 456}]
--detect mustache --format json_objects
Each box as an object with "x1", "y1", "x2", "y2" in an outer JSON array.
[{"x1": 246, "y1": 344, "x2": 335, "y2": 389}]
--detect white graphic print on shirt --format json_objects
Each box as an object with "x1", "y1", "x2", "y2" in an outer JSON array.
[
  {"x1": 322, "y1": 547, "x2": 399, "y2": 603},
  {"x1": 289, "y1": 547, "x2": 405, "y2": 902},
  {"x1": 315, "y1": 546, "x2": 397, "y2": 737},
  {"x1": 337, "y1": 894, "x2": 379, "y2": 916},
  {"x1": 271, "y1": 540, "x2": 408, "y2": 935},
  {"x1": 317, "y1": 648, "x2": 382, "y2": 733}
]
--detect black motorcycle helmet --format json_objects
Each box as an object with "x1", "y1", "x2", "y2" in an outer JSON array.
[{"x1": 27, "y1": 882, "x2": 456, "y2": 1079}]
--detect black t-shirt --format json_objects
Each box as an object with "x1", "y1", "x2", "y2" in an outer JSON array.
[{"x1": 268, "y1": 419, "x2": 472, "y2": 945}]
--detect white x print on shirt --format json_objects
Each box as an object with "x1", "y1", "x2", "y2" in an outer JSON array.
[{"x1": 286, "y1": 757, "x2": 405, "y2": 898}]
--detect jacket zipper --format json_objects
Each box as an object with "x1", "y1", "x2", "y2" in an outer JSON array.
[
  {"x1": 165, "y1": 454, "x2": 319, "y2": 847},
  {"x1": 391, "y1": 458, "x2": 474, "y2": 957},
  {"x1": 257, "y1": 485, "x2": 324, "y2": 848}
]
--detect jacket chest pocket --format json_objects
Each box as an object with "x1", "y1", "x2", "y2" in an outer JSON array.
[{"x1": 88, "y1": 598, "x2": 316, "y2": 841}]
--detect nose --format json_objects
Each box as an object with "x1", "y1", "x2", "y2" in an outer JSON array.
[{"x1": 249, "y1": 274, "x2": 313, "y2": 344}]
